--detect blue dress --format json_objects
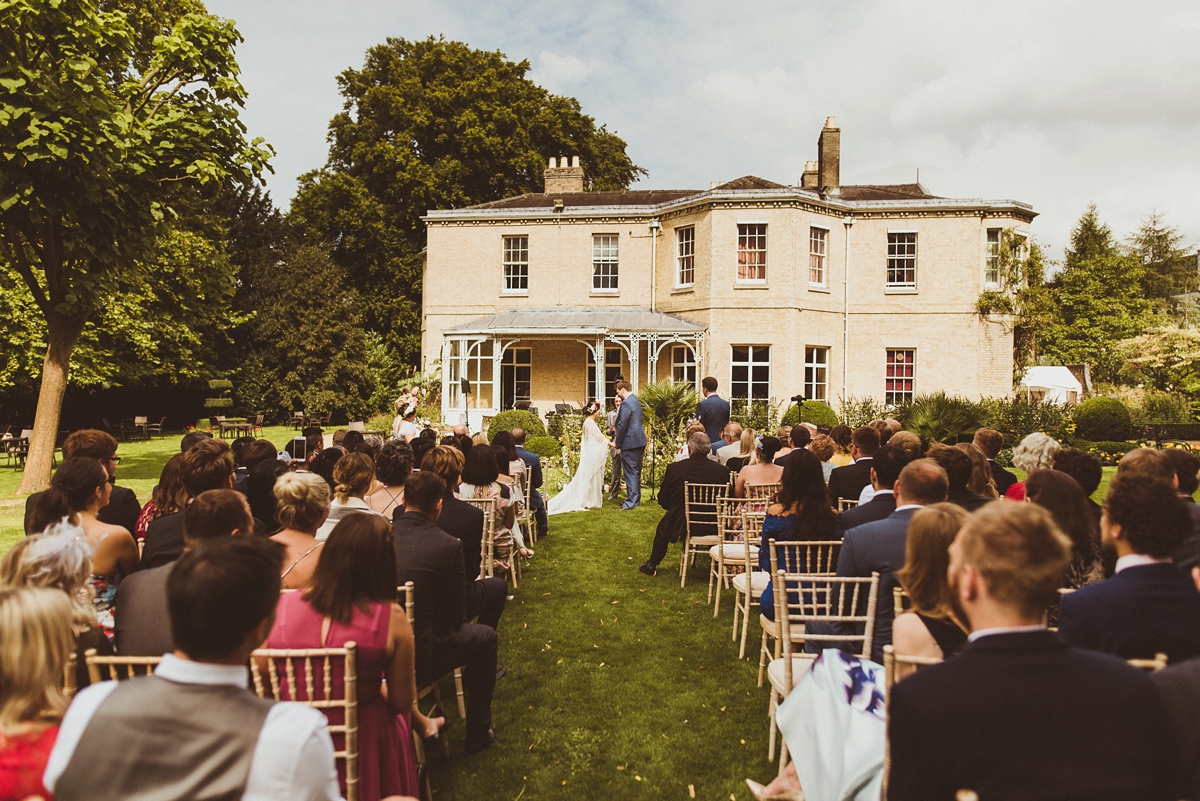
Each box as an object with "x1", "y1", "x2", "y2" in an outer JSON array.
[{"x1": 758, "y1": 512, "x2": 840, "y2": 619}]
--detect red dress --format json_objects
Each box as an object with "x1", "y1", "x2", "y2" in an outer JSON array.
[
  {"x1": 0, "y1": 725, "x2": 58, "y2": 801},
  {"x1": 268, "y1": 592, "x2": 418, "y2": 801}
]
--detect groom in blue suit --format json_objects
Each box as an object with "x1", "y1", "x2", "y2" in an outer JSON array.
[{"x1": 611, "y1": 380, "x2": 646, "y2": 509}]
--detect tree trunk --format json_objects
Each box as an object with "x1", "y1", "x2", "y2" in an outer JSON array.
[{"x1": 17, "y1": 309, "x2": 89, "y2": 495}]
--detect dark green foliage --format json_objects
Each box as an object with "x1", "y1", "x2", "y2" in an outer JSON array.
[
  {"x1": 974, "y1": 230, "x2": 1055, "y2": 372},
  {"x1": 891, "y1": 392, "x2": 986, "y2": 444},
  {"x1": 1128, "y1": 210, "x2": 1198, "y2": 303},
  {"x1": 1071, "y1": 440, "x2": 1140, "y2": 466},
  {"x1": 289, "y1": 36, "x2": 641, "y2": 369},
  {"x1": 836, "y1": 396, "x2": 886, "y2": 429},
  {"x1": 729, "y1": 399, "x2": 782, "y2": 433},
  {"x1": 1141, "y1": 424, "x2": 1200, "y2": 441},
  {"x1": 523, "y1": 436, "x2": 561, "y2": 460},
  {"x1": 488, "y1": 409, "x2": 546, "y2": 440},
  {"x1": 1074, "y1": 397, "x2": 1132, "y2": 442},
  {"x1": 977, "y1": 396, "x2": 1076, "y2": 448},
  {"x1": 1133, "y1": 392, "x2": 1192, "y2": 425},
  {"x1": 781, "y1": 400, "x2": 839, "y2": 428}
]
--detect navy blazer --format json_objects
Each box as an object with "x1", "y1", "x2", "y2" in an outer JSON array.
[
  {"x1": 694, "y1": 394, "x2": 730, "y2": 447},
  {"x1": 613, "y1": 393, "x2": 647, "y2": 450},
  {"x1": 514, "y1": 446, "x2": 543, "y2": 490},
  {"x1": 833, "y1": 491, "x2": 895, "y2": 539},
  {"x1": 889, "y1": 630, "x2": 1178, "y2": 801},
  {"x1": 1151, "y1": 656, "x2": 1200, "y2": 800},
  {"x1": 827, "y1": 458, "x2": 873, "y2": 505},
  {"x1": 834, "y1": 506, "x2": 918, "y2": 662},
  {"x1": 988, "y1": 459, "x2": 1018, "y2": 495},
  {"x1": 1058, "y1": 562, "x2": 1200, "y2": 662},
  {"x1": 393, "y1": 511, "x2": 466, "y2": 680}
]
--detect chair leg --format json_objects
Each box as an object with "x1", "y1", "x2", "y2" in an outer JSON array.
[
  {"x1": 739, "y1": 596, "x2": 754, "y2": 659},
  {"x1": 679, "y1": 538, "x2": 690, "y2": 587},
  {"x1": 768, "y1": 688, "x2": 778, "y2": 761},
  {"x1": 453, "y1": 668, "x2": 466, "y2": 718},
  {"x1": 758, "y1": 629, "x2": 771, "y2": 687},
  {"x1": 732, "y1": 589, "x2": 742, "y2": 641}
]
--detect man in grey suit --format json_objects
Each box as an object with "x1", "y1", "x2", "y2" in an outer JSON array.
[
  {"x1": 610, "y1": 380, "x2": 647, "y2": 509},
  {"x1": 830, "y1": 459, "x2": 948, "y2": 662}
]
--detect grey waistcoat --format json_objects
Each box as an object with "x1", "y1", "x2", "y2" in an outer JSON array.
[{"x1": 54, "y1": 673, "x2": 274, "y2": 801}]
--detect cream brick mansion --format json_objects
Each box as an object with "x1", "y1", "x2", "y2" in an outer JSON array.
[{"x1": 421, "y1": 118, "x2": 1035, "y2": 429}]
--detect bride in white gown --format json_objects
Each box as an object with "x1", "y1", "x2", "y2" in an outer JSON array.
[{"x1": 548, "y1": 402, "x2": 610, "y2": 515}]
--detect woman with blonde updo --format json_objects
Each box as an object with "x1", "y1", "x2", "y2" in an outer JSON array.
[
  {"x1": 316, "y1": 452, "x2": 384, "y2": 541},
  {"x1": 0, "y1": 525, "x2": 112, "y2": 689},
  {"x1": 270, "y1": 472, "x2": 330, "y2": 590},
  {"x1": 0, "y1": 587, "x2": 76, "y2": 800}
]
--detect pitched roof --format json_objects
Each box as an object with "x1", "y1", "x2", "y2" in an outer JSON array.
[
  {"x1": 833, "y1": 184, "x2": 938, "y2": 201},
  {"x1": 464, "y1": 190, "x2": 699, "y2": 210},
  {"x1": 714, "y1": 175, "x2": 787, "y2": 190}
]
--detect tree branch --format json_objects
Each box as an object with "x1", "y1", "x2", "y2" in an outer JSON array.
[{"x1": 1, "y1": 227, "x2": 50, "y2": 316}]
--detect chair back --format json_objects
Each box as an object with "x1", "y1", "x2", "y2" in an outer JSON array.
[
  {"x1": 85, "y1": 652, "x2": 162, "y2": 683},
  {"x1": 348, "y1": 421, "x2": 366, "y2": 432},
  {"x1": 837, "y1": 498, "x2": 858, "y2": 511},
  {"x1": 716, "y1": 497, "x2": 751, "y2": 541},
  {"x1": 745, "y1": 482, "x2": 780, "y2": 500},
  {"x1": 63, "y1": 651, "x2": 78, "y2": 700},
  {"x1": 893, "y1": 586, "x2": 911, "y2": 620},
  {"x1": 461, "y1": 496, "x2": 496, "y2": 578},
  {"x1": 250, "y1": 643, "x2": 359, "y2": 801},
  {"x1": 684, "y1": 482, "x2": 728, "y2": 539},
  {"x1": 400, "y1": 581, "x2": 415, "y2": 624},
  {"x1": 1128, "y1": 653, "x2": 1169, "y2": 671},
  {"x1": 134, "y1": 415, "x2": 147, "y2": 425},
  {"x1": 773, "y1": 568, "x2": 879, "y2": 664},
  {"x1": 881, "y1": 643, "x2": 942, "y2": 690},
  {"x1": 765, "y1": 537, "x2": 841, "y2": 578},
  {"x1": 19, "y1": 428, "x2": 32, "y2": 439}
]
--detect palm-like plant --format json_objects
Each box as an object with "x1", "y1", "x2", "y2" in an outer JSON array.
[
  {"x1": 900, "y1": 392, "x2": 986, "y2": 444},
  {"x1": 638, "y1": 380, "x2": 700, "y2": 454}
]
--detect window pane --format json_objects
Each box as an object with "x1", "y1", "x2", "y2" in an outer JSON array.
[
  {"x1": 887, "y1": 232, "x2": 917, "y2": 288},
  {"x1": 885, "y1": 349, "x2": 915, "y2": 404},
  {"x1": 731, "y1": 344, "x2": 770, "y2": 402},
  {"x1": 985, "y1": 228, "x2": 1000, "y2": 286},
  {"x1": 592, "y1": 234, "x2": 619, "y2": 291},
  {"x1": 809, "y1": 227, "x2": 827, "y2": 285},
  {"x1": 804, "y1": 346, "x2": 828, "y2": 401},
  {"x1": 676, "y1": 227, "x2": 695, "y2": 285},
  {"x1": 737, "y1": 224, "x2": 767, "y2": 281},
  {"x1": 503, "y1": 236, "x2": 528, "y2": 291}
]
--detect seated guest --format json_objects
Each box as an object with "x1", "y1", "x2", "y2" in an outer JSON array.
[
  {"x1": 512, "y1": 428, "x2": 548, "y2": 539},
  {"x1": 827, "y1": 426, "x2": 879, "y2": 507},
  {"x1": 140, "y1": 438, "x2": 236, "y2": 569},
  {"x1": 366, "y1": 439, "x2": 413, "y2": 521},
  {"x1": 44, "y1": 537, "x2": 341, "y2": 800},
  {"x1": 307, "y1": 447, "x2": 343, "y2": 492},
  {"x1": 675, "y1": 422, "x2": 707, "y2": 461},
  {"x1": 411, "y1": 436, "x2": 435, "y2": 474},
  {"x1": 393, "y1": 471, "x2": 498, "y2": 754},
  {"x1": 828, "y1": 424, "x2": 854, "y2": 466},
  {"x1": 1059, "y1": 473, "x2": 1200, "y2": 661},
  {"x1": 1165, "y1": 448, "x2": 1200, "y2": 570},
  {"x1": 972, "y1": 426, "x2": 1016, "y2": 496},
  {"x1": 809, "y1": 434, "x2": 836, "y2": 483},
  {"x1": 491, "y1": 442, "x2": 531, "y2": 556},
  {"x1": 758, "y1": 450, "x2": 838, "y2": 621},
  {"x1": 491, "y1": 431, "x2": 526, "y2": 481},
  {"x1": 271, "y1": 472, "x2": 331, "y2": 590},
  {"x1": 773, "y1": 425, "x2": 796, "y2": 462},
  {"x1": 29, "y1": 458, "x2": 139, "y2": 638},
  {"x1": 888, "y1": 502, "x2": 1179, "y2": 801},
  {"x1": 723, "y1": 427, "x2": 757, "y2": 472},
  {"x1": 0, "y1": 524, "x2": 113, "y2": 689},
  {"x1": 870, "y1": 419, "x2": 893, "y2": 447},
  {"x1": 287, "y1": 433, "x2": 324, "y2": 472},
  {"x1": 832, "y1": 459, "x2": 948, "y2": 661},
  {"x1": 268, "y1": 514, "x2": 428, "y2": 799},
  {"x1": 316, "y1": 453, "x2": 383, "y2": 541},
  {"x1": 955, "y1": 442, "x2": 999, "y2": 498},
  {"x1": 331, "y1": 428, "x2": 348, "y2": 453},
  {"x1": 24, "y1": 429, "x2": 140, "y2": 535},
  {"x1": 638, "y1": 432, "x2": 731, "y2": 577},
  {"x1": 459, "y1": 445, "x2": 524, "y2": 564},
  {"x1": 885, "y1": 430, "x2": 922, "y2": 462},
  {"x1": 1025, "y1": 470, "x2": 1103, "y2": 589},
  {"x1": 0, "y1": 587, "x2": 76, "y2": 801},
  {"x1": 928, "y1": 444, "x2": 995, "y2": 512},
  {"x1": 248, "y1": 458, "x2": 288, "y2": 535},
  {"x1": 230, "y1": 436, "x2": 256, "y2": 484},
  {"x1": 133, "y1": 454, "x2": 186, "y2": 539},
  {"x1": 179, "y1": 429, "x2": 212, "y2": 453},
  {"x1": 421, "y1": 446, "x2": 507, "y2": 629},
  {"x1": 833, "y1": 445, "x2": 909, "y2": 538},
  {"x1": 1119, "y1": 446, "x2": 1177, "y2": 483},
  {"x1": 891, "y1": 503, "x2": 969, "y2": 674},
  {"x1": 234, "y1": 439, "x2": 280, "y2": 495},
  {"x1": 774, "y1": 426, "x2": 811, "y2": 466},
  {"x1": 1053, "y1": 447, "x2": 1104, "y2": 520},
  {"x1": 734, "y1": 436, "x2": 783, "y2": 497},
  {"x1": 714, "y1": 422, "x2": 744, "y2": 465},
  {"x1": 1151, "y1": 623, "x2": 1200, "y2": 800},
  {"x1": 1005, "y1": 432, "x2": 1060, "y2": 500},
  {"x1": 342, "y1": 430, "x2": 365, "y2": 454},
  {"x1": 114, "y1": 489, "x2": 253, "y2": 656}
]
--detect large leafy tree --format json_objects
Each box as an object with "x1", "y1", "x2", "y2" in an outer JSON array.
[
  {"x1": 975, "y1": 229, "x2": 1055, "y2": 374},
  {"x1": 290, "y1": 36, "x2": 642, "y2": 367},
  {"x1": 0, "y1": 0, "x2": 271, "y2": 492},
  {"x1": 1128, "y1": 210, "x2": 1197, "y2": 305}
]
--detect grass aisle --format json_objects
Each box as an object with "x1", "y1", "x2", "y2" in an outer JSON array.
[{"x1": 428, "y1": 499, "x2": 775, "y2": 800}]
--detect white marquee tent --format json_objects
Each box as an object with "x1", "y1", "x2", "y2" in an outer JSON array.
[{"x1": 1018, "y1": 366, "x2": 1083, "y2": 405}]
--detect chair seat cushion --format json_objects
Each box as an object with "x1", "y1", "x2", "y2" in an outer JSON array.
[
  {"x1": 708, "y1": 544, "x2": 760, "y2": 561},
  {"x1": 767, "y1": 656, "x2": 815, "y2": 694},
  {"x1": 688, "y1": 535, "x2": 721, "y2": 548},
  {"x1": 732, "y1": 571, "x2": 770, "y2": 595}
]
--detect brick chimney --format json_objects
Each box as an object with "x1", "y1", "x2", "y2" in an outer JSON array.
[
  {"x1": 817, "y1": 116, "x2": 840, "y2": 191},
  {"x1": 544, "y1": 155, "x2": 584, "y2": 194},
  {"x1": 801, "y1": 160, "x2": 819, "y2": 188}
]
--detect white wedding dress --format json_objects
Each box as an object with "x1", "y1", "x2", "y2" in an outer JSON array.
[{"x1": 547, "y1": 417, "x2": 608, "y2": 515}]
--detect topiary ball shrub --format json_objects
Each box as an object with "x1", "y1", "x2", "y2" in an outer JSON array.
[
  {"x1": 1074, "y1": 397, "x2": 1132, "y2": 442},
  {"x1": 524, "y1": 436, "x2": 562, "y2": 460},
  {"x1": 487, "y1": 409, "x2": 546, "y2": 441},
  {"x1": 781, "y1": 401, "x2": 839, "y2": 429}
]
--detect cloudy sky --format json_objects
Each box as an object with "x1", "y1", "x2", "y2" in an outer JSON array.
[{"x1": 206, "y1": 0, "x2": 1200, "y2": 260}]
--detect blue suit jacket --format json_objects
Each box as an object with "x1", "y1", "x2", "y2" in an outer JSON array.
[
  {"x1": 514, "y1": 446, "x2": 543, "y2": 490},
  {"x1": 1058, "y1": 562, "x2": 1200, "y2": 662},
  {"x1": 834, "y1": 506, "x2": 918, "y2": 662},
  {"x1": 614, "y1": 393, "x2": 647, "y2": 450},
  {"x1": 833, "y1": 491, "x2": 896, "y2": 539},
  {"x1": 694, "y1": 394, "x2": 730, "y2": 446}
]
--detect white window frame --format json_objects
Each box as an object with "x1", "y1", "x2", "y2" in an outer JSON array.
[
  {"x1": 809, "y1": 226, "x2": 828, "y2": 287},
  {"x1": 985, "y1": 228, "x2": 1001, "y2": 288},
  {"x1": 730, "y1": 345, "x2": 771, "y2": 402},
  {"x1": 502, "y1": 235, "x2": 529, "y2": 294},
  {"x1": 675, "y1": 226, "x2": 695, "y2": 288},
  {"x1": 737, "y1": 223, "x2": 767, "y2": 284},
  {"x1": 887, "y1": 230, "x2": 918, "y2": 290},
  {"x1": 885, "y1": 348, "x2": 915, "y2": 405},
  {"x1": 592, "y1": 234, "x2": 619, "y2": 293},
  {"x1": 671, "y1": 345, "x2": 696, "y2": 387},
  {"x1": 804, "y1": 346, "x2": 828, "y2": 402}
]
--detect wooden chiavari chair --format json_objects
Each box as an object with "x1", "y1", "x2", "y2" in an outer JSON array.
[
  {"x1": 250, "y1": 643, "x2": 360, "y2": 801},
  {"x1": 1128, "y1": 653, "x2": 1169, "y2": 671},
  {"x1": 882, "y1": 644, "x2": 943, "y2": 798},
  {"x1": 515, "y1": 469, "x2": 536, "y2": 545},
  {"x1": 402, "y1": 582, "x2": 466, "y2": 720},
  {"x1": 893, "y1": 586, "x2": 911, "y2": 620},
  {"x1": 460, "y1": 497, "x2": 497, "y2": 580},
  {"x1": 837, "y1": 498, "x2": 859, "y2": 511},
  {"x1": 84, "y1": 651, "x2": 162, "y2": 683},
  {"x1": 757, "y1": 538, "x2": 842, "y2": 687},
  {"x1": 709, "y1": 497, "x2": 755, "y2": 615},
  {"x1": 730, "y1": 508, "x2": 768, "y2": 658},
  {"x1": 680, "y1": 482, "x2": 729, "y2": 588},
  {"x1": 62, "y1": 651, "x2": 78, "y2": 700}
]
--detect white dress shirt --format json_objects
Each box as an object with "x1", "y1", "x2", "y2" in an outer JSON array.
[
  {"x1": 45, "y1": 654, "x2": 340, "y2": 801},
  {"x1": 1115, "y1": 553, "x2": 1171, "y2": 573},
  {"x1": 967, "y1": 624, "x2": 1047, "y2": 643}
]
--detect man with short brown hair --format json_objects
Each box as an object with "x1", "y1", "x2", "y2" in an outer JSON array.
[
  {"x1": 826, "y1": 426, "x2": 880, "y2": 505},
  {"x1": 140, "y1": 439, "x2": 236, "y2": 570},
  {"x1": 23, "y1": 429, "x2": 140, "y2": 534},
  {"x1": 888, "y1": 502, "x2": 1179, "y2": 800}
]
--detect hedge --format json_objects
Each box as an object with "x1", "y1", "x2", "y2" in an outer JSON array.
[
  {"x1": 782, "y1": 400, "x2": 839, "y2": 428},
  {"x1": 1074, "y1": 397, "x2": 1131, "y2": 442},
  {"x1": 524, "y1": 436, "x2": 562, "y2": 460},
  {"x1": 488, "y1": 409, "x2": 546, "y2": 440},
  {"x1": 1143, "y1": 424, "x2": 1200, "y2": 441}
]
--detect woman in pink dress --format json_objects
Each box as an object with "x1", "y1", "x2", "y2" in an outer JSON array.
[{"x1": 267, "y1": 512, "x2": 433, "y2": 800}]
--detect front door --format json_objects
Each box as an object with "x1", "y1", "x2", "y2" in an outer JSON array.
[{"x1": 501, "y1": 348, "x2": 532, "y2": 410}]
